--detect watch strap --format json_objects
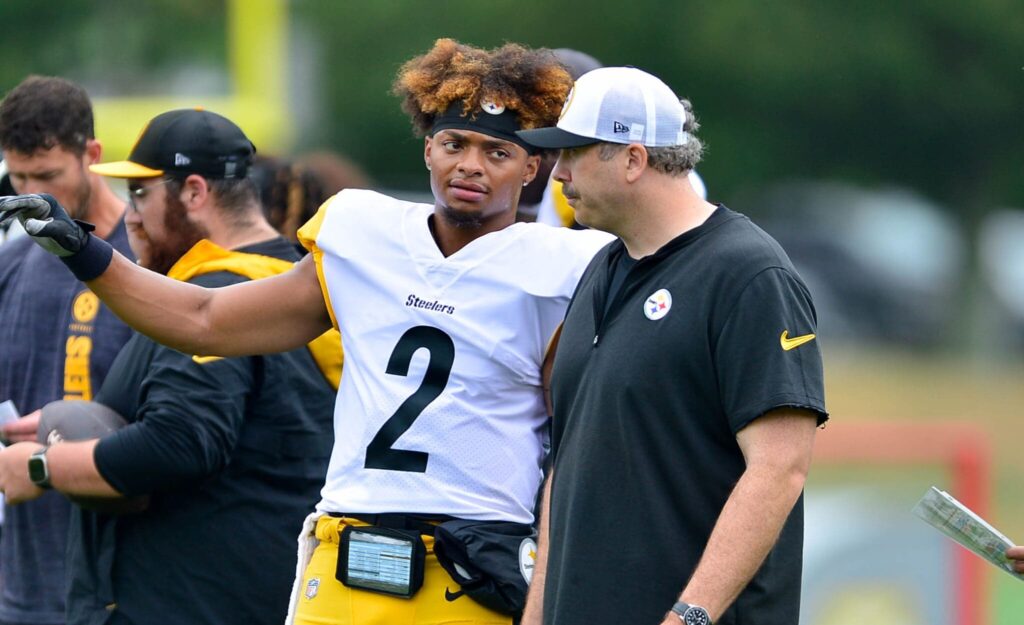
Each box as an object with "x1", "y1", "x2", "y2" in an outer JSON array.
[{"x1": 671, "y1": 601, "x2": 712, "y2": 625}]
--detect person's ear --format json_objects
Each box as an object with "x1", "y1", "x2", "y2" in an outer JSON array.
[
  {"x1": 522, "y1": 153, "x2": 541, "y2": 186},
  {"x1": 424, "y1": 136, "x2": 433, "y2": 171},
  {"x1": 624, "y1": 144, "x2": 648, "y2": 183},
  {"x1": 83, "y1": 139, "x2": 102, "y2": 166},
  {"x1": 180, "y1": 174, "x2": 210, "y2": 216}
]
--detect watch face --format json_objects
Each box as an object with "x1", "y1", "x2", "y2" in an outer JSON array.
[
  {"x1": 27, "y1": 451, "x2": 49, "y2": 486},
  {"x1": 684, "y1": 606, "x2": 711, "y2": 625}
]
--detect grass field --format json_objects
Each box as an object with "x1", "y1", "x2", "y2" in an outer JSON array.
[{"x1": 819, "y1": 345, "x2": 1024, "y2": 623}]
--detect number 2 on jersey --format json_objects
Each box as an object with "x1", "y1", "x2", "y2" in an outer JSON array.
[{"x1": 365, "y1": 326, "x2": 455, "y2": 473}]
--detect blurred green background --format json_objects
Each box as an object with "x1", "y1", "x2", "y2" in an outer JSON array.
[{"x1": 1, "y1": 1, "x2": 1021, "y2": 622}]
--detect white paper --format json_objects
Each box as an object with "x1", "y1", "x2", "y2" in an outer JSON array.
[
  {"x1": 913, "y1": 486, "x2": 1023, "y2": 581},
  {"x1": 0, "y1": 399, "x2": 18, "y2": 425}
]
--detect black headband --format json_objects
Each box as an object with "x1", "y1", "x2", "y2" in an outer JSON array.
[{"x1": 430, "y1": 100, "x2": 538, "y2": 155}]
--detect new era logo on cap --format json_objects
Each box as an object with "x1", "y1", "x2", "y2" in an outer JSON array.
[{"x1": 516, "y1": 67, "x2": 690, "y2": 150}]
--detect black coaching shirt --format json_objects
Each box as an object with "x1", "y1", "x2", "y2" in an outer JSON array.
[{"x1": 546, "y1": 206, "x2": 827, "y2": 625}]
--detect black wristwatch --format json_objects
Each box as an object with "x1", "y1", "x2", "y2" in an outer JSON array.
[
  {"x1": 27, "y1": 446, "x2": 53, "y2": 489},
  {"x1": 671, "y1": 601, "x2": 712, "y2": 625}
]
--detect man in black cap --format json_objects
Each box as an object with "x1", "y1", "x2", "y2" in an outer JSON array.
[{"x1": 0, "y1": 107, "x2": 340, "y2": 625}]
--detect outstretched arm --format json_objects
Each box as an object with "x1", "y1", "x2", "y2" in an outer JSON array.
[
  {"x1": 92, "y1": 252, "x2": 331, "y2": 356},
  {"x1": 0, "y1": 193, "x2": 332, "y2": 356}
]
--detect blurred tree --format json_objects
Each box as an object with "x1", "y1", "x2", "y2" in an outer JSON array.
[
  {"x1": 2, "y1": 0, "x2": 1022, "y2": 214},
  {"x1": 0, "y1": 1, "x2": 226, "y2": 97},
  {"x1": 289, "y1": 0, "x2": 1024, "y2": 216}
]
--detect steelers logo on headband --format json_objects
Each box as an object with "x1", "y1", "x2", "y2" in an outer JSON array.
[
  {"x1": 431, "y1": 99, "x2": 537, "y2": 154},
  {"x1": 481, "y1": 100, "x2": 506, "y2": 115}
]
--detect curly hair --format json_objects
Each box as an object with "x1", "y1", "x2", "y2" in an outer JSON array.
[
  {"x1": 392, "y1": 39, "x2": 572, "y2": 136},
  {"x1": 0, "y1": 75, "x2": 94, "y2": 155},
  {"x1": 644, "y1": 98, "x2": 704, "y2": 176}
]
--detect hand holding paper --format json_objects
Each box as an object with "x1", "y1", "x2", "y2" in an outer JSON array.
[
  {"x1": 1007, "y1": 545, "x2": 1024, "y2": 574},
  {"x1": 913, "y1": 486, "x2": 1024, "y2": 581}
]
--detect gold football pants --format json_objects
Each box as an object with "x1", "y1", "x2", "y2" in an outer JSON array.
[{"x1": 294, "y1": 515, "x2": 510, "y2": 625}]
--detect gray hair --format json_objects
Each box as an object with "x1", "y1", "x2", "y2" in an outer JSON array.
[{"x1": 597, "y1": 98, "x2": 703, "y2": 177}]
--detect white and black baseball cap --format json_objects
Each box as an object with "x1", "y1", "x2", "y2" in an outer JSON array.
[{"x1": 517, "y1": 67, "x2": 690, "y2": 149}]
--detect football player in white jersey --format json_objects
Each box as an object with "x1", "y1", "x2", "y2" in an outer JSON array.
[{"x1": 0, "y1": 39, "x2": 611, "y2": 625}]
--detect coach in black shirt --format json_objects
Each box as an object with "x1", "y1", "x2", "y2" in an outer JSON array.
[{"x1": 517, "y1": 69, "x2": 827, "y2": 625}]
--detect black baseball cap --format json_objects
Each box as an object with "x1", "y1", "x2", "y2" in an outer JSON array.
[{"x1": 90, "y1": 107, "x2": 256, "y2": 180}]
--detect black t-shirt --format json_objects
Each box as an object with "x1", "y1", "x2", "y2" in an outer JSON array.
[
  {"x1": 603, "y1": 248, "x2": 636, "y2": 317},
  {"x1": 546, "y1": 206, "x2": 827, "y2": 625}
]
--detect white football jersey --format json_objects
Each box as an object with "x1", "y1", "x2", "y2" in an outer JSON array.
[{"x1": 299, "y1": 189, "x2": 611, "y2": 523}]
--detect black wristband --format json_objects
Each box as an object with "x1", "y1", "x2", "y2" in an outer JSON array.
[{"x1": 60, "y1": 232, "x2": 114, "y2": 282}]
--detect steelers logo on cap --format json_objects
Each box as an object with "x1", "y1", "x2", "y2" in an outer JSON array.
[
  {"x1": 644, "y1": 288, "x2": 673, "y2": 320},
  {"x1": 481, "y1": 100, "x2": 505, "y2": 115}
]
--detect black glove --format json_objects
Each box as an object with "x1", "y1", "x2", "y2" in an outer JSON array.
[
  {"x1": 0, "y1": 194, "x2": 114, "y2": 281},
  {"x1": 0, "y1": 194, "x2": 90, "y2": 257}
]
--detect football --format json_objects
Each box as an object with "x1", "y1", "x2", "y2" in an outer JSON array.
[
  {"x1": 38, "y1": 400, "x2": 149, "y2": 514},
  {"x1": 38, "y1": 400, "x2": 127, "y2": 445}
]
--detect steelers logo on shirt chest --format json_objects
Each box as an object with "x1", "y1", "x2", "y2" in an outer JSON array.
[{"x1": 643, "y1": 288, "x2": 673, "y2": 320}]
